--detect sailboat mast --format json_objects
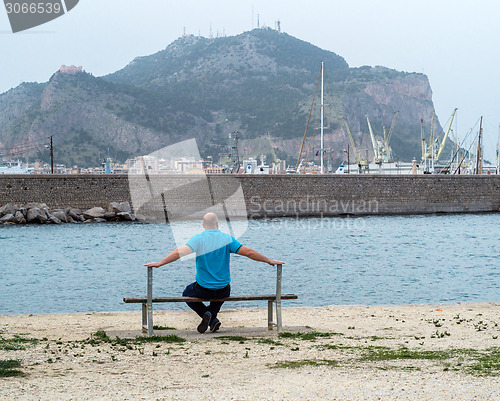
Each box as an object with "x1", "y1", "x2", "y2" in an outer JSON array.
[
  {"x1": 476, "y1": 116, "x2": 483, "y2": 174},
  {"x1": 497, "y1": 124, "x2": 500, "y2": 174},
  {"x1": 320, "y1": 61, "x2": 324, "y2": 174}
]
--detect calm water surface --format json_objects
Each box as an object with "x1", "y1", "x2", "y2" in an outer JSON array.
[{"x1": 1, "y1": 214, "x2": 498, "y2": 314}]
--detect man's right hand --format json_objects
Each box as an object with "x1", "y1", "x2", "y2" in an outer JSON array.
[{"x1": 144, "y1": 262, "x2": 161, "y2": 268}]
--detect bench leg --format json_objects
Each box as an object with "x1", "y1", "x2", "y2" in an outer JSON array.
[
  {"x1": 268, "y1": 300, "x2": 273, "y2": 330},
  {"x1": 147, "y1": 266, "x2": 154, "y2": 337},
  {"x1": 276, "y1": 264, "x2": 283, "y2": 333},
  {"x1": 142, "y1": 303, "x2": 148, "y2": 334}
]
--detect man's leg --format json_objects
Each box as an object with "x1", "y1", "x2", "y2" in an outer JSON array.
[
  {"x1": 206, "y1": 284, "x2": 230, "y2": 319},
  {"x1": 182, "y1": 283, "x2": 208, "y2": 318}
]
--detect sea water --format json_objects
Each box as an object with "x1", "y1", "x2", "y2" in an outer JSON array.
[{"x1": 0, "y1": 214, "x2": 498, "y2": 314}]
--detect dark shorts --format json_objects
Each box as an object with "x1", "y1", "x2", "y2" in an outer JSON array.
[{"x1": 182, "y1": 282, "x2": 231, "y2": 299}]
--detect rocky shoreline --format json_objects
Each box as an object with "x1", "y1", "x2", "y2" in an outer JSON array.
[{"x1": 0, "y1": 202, "x2": 135, "y2": 225}]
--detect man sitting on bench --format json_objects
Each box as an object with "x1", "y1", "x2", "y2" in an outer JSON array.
[{"x1": 144, "y1": 213, "x2": 284, "y2": 333}]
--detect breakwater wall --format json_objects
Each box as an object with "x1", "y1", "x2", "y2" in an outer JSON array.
[{"x1": 0, "y1": 175, "x2": 499, "y2": 218}]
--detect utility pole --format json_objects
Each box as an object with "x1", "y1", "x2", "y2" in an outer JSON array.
[
  {"x1": 50, "y1": 136, "x2": 54, "y2": 174},
  {"x1": 347, "y1": 143, "x2": 350, "y2": 174}
]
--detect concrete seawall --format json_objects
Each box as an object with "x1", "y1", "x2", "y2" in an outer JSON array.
[{"x1": 1, "y1": 175, "x2": 499, "y2": 218}]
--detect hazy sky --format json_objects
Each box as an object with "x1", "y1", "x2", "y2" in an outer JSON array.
[{"x1": 1, "y1": 0, "x2": 499, "y2": 160}]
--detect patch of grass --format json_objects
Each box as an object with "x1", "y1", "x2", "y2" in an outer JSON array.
[
  {"x1": 270, "y1": 359, "x2": 339, "y2": 369},
  {"x1": 466, "y1": 348, "x2": 500, "y2": 376},
  {"x1": 360, "y1": 346, "x2": 454, "y2": 362},
  {"x1": 0, "y1": 359, "x2": 22, "y2": 377},
  {"x1": 257, "y1": 338, "x2": 284, "y2": 346},
  {"x1": 92, "y1": 330, "x2": 110, "y2": 340},
  {"x1": 134, "y1": 335, "x2": 185, "y2": 344},
  {"x1": 214, "y1": 336, "x2": 248, "y2": 342},
  {"x1": 0, "y1": 335, "x2": 39, "y2": 351},
  {"x1": 278, "y1": 331, "x2": 341, "y2": 341},
  {"x1": 315, "y1": 343, "x2": 356, "y2": 351},
  {"x1": 368, "y1": 336, "x2": 393, "y2": 341},
  {"x1": 86, "y1": 331, "x2": 185, "y2": 346},
  {"x1": 152, "y1": 325, "x2": 176, "y2": 330}
]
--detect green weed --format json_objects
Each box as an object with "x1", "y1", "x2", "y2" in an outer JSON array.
[
  {"x1": 278, "y1": 331, "x2": 341, "y2": 341},
  {"x1": 257, "y1": 338, "x2": 284, "y2": 346},
  {"x1": 360, "y1": 346, "x2": 453, "y2": 361},
  {"x1": 0, "y1": 335, "x2": 39, "y2": 351},
  {"x1": 270, "y1": 359, "x2": 339, "y2": 369},
  {"x1": 0, "y1": 359, "x2": 22, "y2": 377},
  {"x1": 214, "y1": 336, "x2": 248, "y2": 342},
  {"x1": 86, "y1": 331, "x2": 185, "y2": 346},
  {"x1": 152, "y1": 325, "x2": 176, "y2": 330}
]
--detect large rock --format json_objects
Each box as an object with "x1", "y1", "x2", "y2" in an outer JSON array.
[
  {"x1": 0, "y1": 203, "x2": 17, "y2": 217},
  {"x1": 107, "y1": 201, "x2": 132, "y2": 214},
  {"x1": 117, "y1": 211, "x2": 135, "y2": 221},
  {"x1": 107, "y1": 202, "x2": 122, "y2": 213},
  {"x1": 26, "y1": 207, "x2": 44, "y2": 223},
  {"x1": 13, "y1": 211, "x2": 26, "y2": 224},
  {"x1": 48, "y1": 215, "x2": 62, "y2": 224},
  {"x1": 50, "y1": 210, "x2": 68, "y2": 223},
  {"x1": 68, "y1": 208, "x2": 83, "y2": 221},
  {"x1": 120, "y1": 201, "x2": 132, "y2": 213},
  {"x1": 0, "y1": 213, "x2": 14, "y2": 223},
  {"x1": 38, "y1": 208, "x2": 49, "y2": 223},
  {"x1": 83, "y1": 207, "x2": 106, "y2": 219},
  {"x1": 104, "y1": 211, "x2": 117, "y2": 220}
]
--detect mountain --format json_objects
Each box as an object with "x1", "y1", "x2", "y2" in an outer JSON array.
[{"x1": 0, "y1": 28, "x2": 444, "y2": 168}]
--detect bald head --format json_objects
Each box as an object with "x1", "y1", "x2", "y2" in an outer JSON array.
[{"x1": 202, "y1": 213, "x2": 219, "y2": 229}]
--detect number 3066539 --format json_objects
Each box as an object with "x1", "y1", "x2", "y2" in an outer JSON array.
[{"x1": 5, "y1": 2, "x2": 62, "y2": 14}]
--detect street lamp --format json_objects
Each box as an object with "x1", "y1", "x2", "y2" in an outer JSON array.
[
  {"x1": 343, "y1": 143, "x2": 350, "y2": 174},
  {"x1": 44, "y1": 136, "x2": 54, "y2": 174}
]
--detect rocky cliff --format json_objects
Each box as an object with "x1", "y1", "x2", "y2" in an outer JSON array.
[{"x1": 0, "y1": 28, "x2": 443, "y2": 167}]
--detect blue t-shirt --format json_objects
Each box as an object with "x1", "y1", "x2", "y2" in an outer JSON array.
[{"x1": 186, "y1": 229, "x2": 243, "y2": 289}]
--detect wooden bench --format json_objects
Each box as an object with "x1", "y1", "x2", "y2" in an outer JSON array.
[{"x1": 124, "y1": 264, "x2": 297, "y2": 336}]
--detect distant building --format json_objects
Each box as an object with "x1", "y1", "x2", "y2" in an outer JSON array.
[
  {"x1": 59, "y1": 65, "x2": 83, "y2": 74},
  {"x1": 204, "y1": 164, "x2": 224, "y2": 174},
  {"x1": 243, "y1": 158, "x2": 258, "y2": 174}
]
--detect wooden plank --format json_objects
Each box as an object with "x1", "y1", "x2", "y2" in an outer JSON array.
[{"x1": 123, "y1": 294, "x2": 298, "y2": 303}]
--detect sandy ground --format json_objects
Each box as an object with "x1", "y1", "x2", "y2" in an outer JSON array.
[{"x1": 1, "y1": 302, "x2": 499, "y2": 400}]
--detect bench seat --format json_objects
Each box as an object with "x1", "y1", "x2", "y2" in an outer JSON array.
[{"x1": 123, "y1": 294, "x2": 298, "y2": 303}]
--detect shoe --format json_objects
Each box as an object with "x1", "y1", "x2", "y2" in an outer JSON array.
[
  {"x1": 197, "y1": 311, "x2": 212, "y2": 333},
  {"x1": 210, "y1": 318, "x2": 221, "y2": 333}
]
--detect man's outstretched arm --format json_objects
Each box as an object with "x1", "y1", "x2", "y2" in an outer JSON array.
[
  {"x1": 144, "y1": 245, "x2": 193, "y2": 268},
  {"x1": 237, "y1": 246, "x2": 284, "y2": 266}
]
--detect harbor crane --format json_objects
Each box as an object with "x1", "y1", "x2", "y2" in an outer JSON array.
[
  {"x1": 366, "y1": 111, "x2": 398, "y2": 164},
  {"x1": 366, "y1": 115, "x2": 383, "y2": 164},
  {"x1": 342, "y1": 117, "x2": 367, "y2": 168},
  {"x1": 383, "y1": 111, "x2": 398, "y2": 162},
  {"x1": 436, "y1": 108, "x2": 458, "y2": 160},
  {"x1": 425, "y1": 108, "x2": 457, "y2": 162}
]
